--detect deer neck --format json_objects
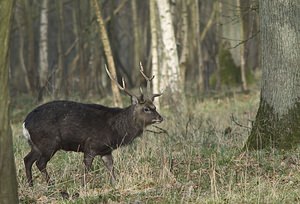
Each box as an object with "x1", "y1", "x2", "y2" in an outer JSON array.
[{"x1": 113, "y1": 106, "x2": 144, "y2": 145}]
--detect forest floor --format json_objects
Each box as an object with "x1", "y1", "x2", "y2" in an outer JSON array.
[{"x1": 12, "y1": 89, "x2": 300, "y2": 203}]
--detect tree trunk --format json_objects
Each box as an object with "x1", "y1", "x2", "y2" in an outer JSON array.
[
  {"x1": 238, "y1": 0, "x2": 249, "y2": 92},
  {"x1": 0, "y1": 0, "x2": 19, "y2": 202},
  {"x1": 92, "y1": 0, "x2": 122, "y2": 107},
  {"x1": 24, "y1": 0, "x2": 38, "y2": 95},
  {"x1": 76, "y1": 0, "x2": 88, "y2": 98},
  {"x1": 245, "y1": 0, "x2": 300, "y2": 150},
  {"x1": 193, "y1": 0, "x2": 205, "y2": 93},
  {"x1": 56, "y1": 0, "x2": 67, "y2": 98},
  {"x1": 179, "y1": 0, "x2": 188, "y2": 90},
  {"x1": 38, "y1": 0, "x2": 49, "y2": 101},
  {"x1": 15, "y1": 0, "x2": 32, "y2": 94},
  {"x1": 131, "y1": 0, "x2": 140, "y2": 86},
  {"x1": 215, "y1": 0, "x2": 222, "y2": 90},
  {"x1": 150, "y1": 0, "x2": 160, "y2": 109},
  {"x1": 156, "y1": 0, "x2": 182, "y2": 101}
]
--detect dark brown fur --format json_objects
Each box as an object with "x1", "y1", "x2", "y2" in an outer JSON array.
[{"x1": 23, "y1": 98, "x2": 163, "y2": 186}]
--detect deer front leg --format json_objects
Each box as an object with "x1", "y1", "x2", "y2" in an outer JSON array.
[
  {"x1": 82, "y1": 152, "x2": 95, "y2": 185},
  {"x1": 102, "y1": 154, "x2": 116, "y2": 185}
]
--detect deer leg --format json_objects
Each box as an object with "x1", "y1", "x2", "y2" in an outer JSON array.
[
  {"x1": 82, "y1": 153, "x2": 95, "y2": 185},
  {"x1": 36, "y1": 155, "x2": 52, "y2": 185},
  {"x1": 102, "y1": 154, "x2": 116, "y2": 184},
  {"x1": 83, "y1": 152, "x2": 95, "y2": 172},
  {"x1": 24, "y1": 149, "x2": 39, "y2": 187}
]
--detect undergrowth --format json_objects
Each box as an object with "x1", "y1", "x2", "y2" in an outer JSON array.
[{"x1": 12, "y1": 91, "x2": 300, "y2": 203}]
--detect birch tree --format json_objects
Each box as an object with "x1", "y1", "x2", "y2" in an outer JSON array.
[
  {"x1": 150, "y1": 0, "x2": 160, "y2": 108},
  {"x1": 245, "y1": 0, "x2": 300, "y2": 149},
  {"x1": 0, "y1": 0, "x2": 19, "y2": 202},
  {"x1": 156, "y1": 0, "x2": 182, "y2": 101}
]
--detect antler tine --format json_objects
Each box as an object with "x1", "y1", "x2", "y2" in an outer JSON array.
[
  {"x1": 139, "y1": 62, "x2": 155, "y2": 98},
  {"x1": 105, "y1": 64, "x2": 136, "y2": 98},
  {"x1": 139, "y1": 62, "x2": 155, "y2": 81}
]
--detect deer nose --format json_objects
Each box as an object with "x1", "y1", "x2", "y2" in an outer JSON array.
[{"x1": 157, "y1": 114, "x2": 163, "y2": 122}]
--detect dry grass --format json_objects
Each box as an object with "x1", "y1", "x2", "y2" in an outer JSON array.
[{"x1": 12, "y1": 90, "x2": 300, "y2": 203}]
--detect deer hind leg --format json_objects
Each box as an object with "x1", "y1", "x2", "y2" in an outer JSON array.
[
  {"x1": 24, "y1": 149, "x2": 40, "y2": 187},
  {"x1": 102, "y1": 154, "x2": 116, "y2": 185},
  {"x1": 35, "y1": 150, "x2": 56, "y2": 185}
]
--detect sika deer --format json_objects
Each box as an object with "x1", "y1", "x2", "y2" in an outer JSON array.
[{"x1": 23, "y1": 64, "x2": 163, "y2": 186}]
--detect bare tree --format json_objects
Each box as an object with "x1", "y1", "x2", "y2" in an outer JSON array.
[
  {"x1": 245, "y1": 0, "x2": 300, "y2": 149},
  {"x1": 0, "y1": 0, "x2": 19, "y2": 202},
  {"x1": 92, "y1": 0, "x2": 122, "y2": 107}
]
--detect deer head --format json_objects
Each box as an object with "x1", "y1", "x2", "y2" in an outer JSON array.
[{"x1": 105, "y1": 63, "x2": 163, "y2": 126}]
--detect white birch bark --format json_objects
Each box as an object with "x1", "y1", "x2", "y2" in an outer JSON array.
[
  {"x1": 150, "y1": 0, "x2": 160, "y2": 108},
  {"x1": 156, "y1": 0, "x2": 181, "y2": 94}
]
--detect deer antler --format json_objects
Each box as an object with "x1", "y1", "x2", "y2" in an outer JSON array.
[
  {"x1": 105, "y1": 64, "x2": 137, "y2": 99},
  {"x1": 139, "y1": 62, "x2": 162, "y2": 101}
]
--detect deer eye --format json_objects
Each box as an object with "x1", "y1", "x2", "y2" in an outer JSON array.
[{"x1": 143, "y1": 107, "x2": 151, "y2": 113}]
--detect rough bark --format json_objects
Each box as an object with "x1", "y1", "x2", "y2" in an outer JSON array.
[
  {"x1": 0, "y1": 0, "x2": 19, "y2": 202},
  {"x1": 92, "y1": 0, "x2": 122, "y2": 107},
  {"x1": 245, "y1": 0, "x2": 300, "y2": 150}
]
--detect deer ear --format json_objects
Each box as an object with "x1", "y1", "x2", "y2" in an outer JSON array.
[{"x1": 131, "y1": 96, "x2": 139, "y2": 105}]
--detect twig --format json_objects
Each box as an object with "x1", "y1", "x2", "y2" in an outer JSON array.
[
  {"x1": 146, "y1": 125, "x2": 169, "y2": 136},
  {"x1": 229, "y1": 31, "x2": 260, "y2": 49},
  {"x1": 230, "y1": 114, "x2": 251, "y2": 129}
]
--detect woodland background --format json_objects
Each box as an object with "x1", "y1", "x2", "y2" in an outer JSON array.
[
  {"x1": 9, "y1": 0, "x2": 300, "y2": 203},
  {"x1": 10, "y1": 0, "x2": 259, "y2": 104}
]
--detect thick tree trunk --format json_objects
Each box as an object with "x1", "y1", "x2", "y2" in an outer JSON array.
[
  {"x1": 0, "y1": 0, "x2": 19, "y2": 202},
  {"x1": 92, "y1": 0, "x2": 122, "y2": 107},
  {"x1": 245, "y1": 0, "x2": 300, "y2": 150},
  {"x1": 156, "y1": 0, "x2": 182, "y2": 97}
]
